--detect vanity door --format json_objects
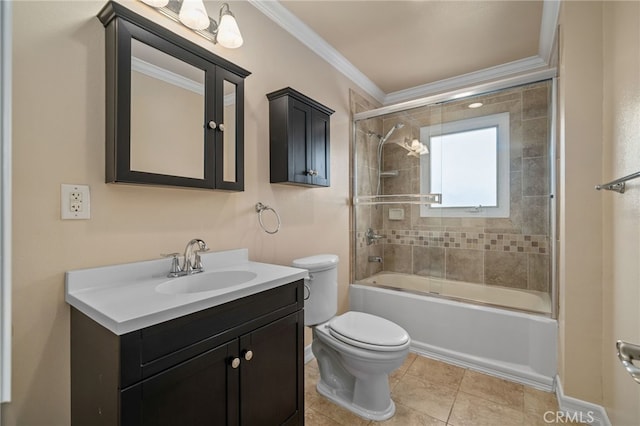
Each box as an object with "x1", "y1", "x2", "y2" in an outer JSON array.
[
  {"x1": 214, "y1": 68, "x2": 245, "y2": 191},
  {"x1": 239, "y1": 311, "x2": 304, "y2": 425},
  {"x1": 120, "y1": 341, "x2": 239, "y2": 426}
]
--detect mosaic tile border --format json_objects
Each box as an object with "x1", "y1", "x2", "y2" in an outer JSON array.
[{"x1": 356, "y1": 229, "x2": 549, "y2": 254}]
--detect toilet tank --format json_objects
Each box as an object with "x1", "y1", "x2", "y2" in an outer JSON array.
[{"x1": 291, "y1": 254, "x2": 338, "y2": 326}]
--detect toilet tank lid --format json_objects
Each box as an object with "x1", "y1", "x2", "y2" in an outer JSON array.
[{"x1": 292, "y1": 254, "x2": 339, "y2": 272}]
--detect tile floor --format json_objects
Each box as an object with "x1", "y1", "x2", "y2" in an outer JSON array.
[{"x1": 304, "y1": 353, "x2": 585, "y2": 426}]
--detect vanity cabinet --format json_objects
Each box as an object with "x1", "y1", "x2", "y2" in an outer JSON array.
[
  {"x1": 71, "y1": 280, "x2": 304, "y2": 426},
  {"x1": 267, "y1": 88, "x2": 334, "y2": 187},
  {"x1": 98, "y1": 2, "x2": 250, "y2": 191}
]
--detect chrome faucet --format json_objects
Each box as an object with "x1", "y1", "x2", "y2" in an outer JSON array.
[
  {"x1": 183, "y1": 238, "x2": 209, "y2": 274},
  {"x1": 162, "y1": 238, "x2": 209, "y2": 278}
]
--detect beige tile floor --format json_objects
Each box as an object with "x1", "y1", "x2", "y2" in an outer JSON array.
[{"x1": 304, "y1": 353, "x2": 585, "y2": 426}]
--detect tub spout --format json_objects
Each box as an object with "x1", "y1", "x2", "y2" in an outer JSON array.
[{"x1": 368, "y1": 256, "x2": 383, "y2": 263}]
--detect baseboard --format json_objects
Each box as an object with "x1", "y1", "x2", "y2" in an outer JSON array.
[
  {"x1": 555, "y1": 376, "x2": 611, "y2": 426},
  {"x1": 304, "y1": 344, "x2": 315, "y2": 364}
]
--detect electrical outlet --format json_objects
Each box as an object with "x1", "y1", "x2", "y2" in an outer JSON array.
[
  {"x1": 61, "y1": 184, "x2": 90, "y2": 220},
  {"x1": 70, "y1": 191, "x2": 82, "y2": 202}
]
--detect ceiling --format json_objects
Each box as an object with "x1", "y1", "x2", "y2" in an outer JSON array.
[{"x1": 251, "y1": 0, "x2": 559, "y2": 105}]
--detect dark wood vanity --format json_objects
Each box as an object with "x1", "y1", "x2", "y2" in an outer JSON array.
[{"x1": 71, "y1": 279, "x2": 304, "y2": 426}]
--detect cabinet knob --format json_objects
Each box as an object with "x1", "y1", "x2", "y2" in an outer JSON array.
[
  {"x1": 208, "y1": 121, "x2": 217, "y2": 129},
  {"x1": 230, "y1": 357, "x2": 241, "y2": 369},
  {"x1": 308, "y1": 169, "x2": 318, "y2": 176},
  {"x1": 218, "y1": 123, "x2": 225, "y2": 132},
  {"x1": 243, "y1": 350, "x2": 253, "y2": 361}
]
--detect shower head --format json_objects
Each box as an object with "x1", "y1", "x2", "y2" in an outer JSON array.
[
  {"x1": 375, "y1": 122, "x2": 405, "y2": 197},
  {"x1": 379, "y1": 122, "x2": 405, "y2": 146}
]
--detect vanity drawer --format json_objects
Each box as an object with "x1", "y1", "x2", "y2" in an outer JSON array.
[{"x1": 121, "y1": 280, "x2": 303, "y2": 386}]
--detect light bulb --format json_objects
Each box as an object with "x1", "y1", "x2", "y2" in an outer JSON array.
[
  {"x1": 179, "y1": 0, "x2": 210, "y2": 31},
  {"x1": 141, "y1": 0, "x2": 169, "y2": 7},
  {"x1": 217, "y1": 13, "x2": 243, "y2": 48}
]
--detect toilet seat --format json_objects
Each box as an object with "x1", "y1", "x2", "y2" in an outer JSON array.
[{"x1": 328, "y1": 312, "x2": 409, "y2": 352}]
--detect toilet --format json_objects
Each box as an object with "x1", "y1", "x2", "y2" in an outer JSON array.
[{"x1": 292, "y1": 254, "x2": 410, "y2": 421}]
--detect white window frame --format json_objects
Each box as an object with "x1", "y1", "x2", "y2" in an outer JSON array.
[{"x1": 420, "y1": 112, "x2": 510, "y2": 218}]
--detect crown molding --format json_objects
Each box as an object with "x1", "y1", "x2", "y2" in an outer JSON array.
[
  {"x1": 353, "y1": 67, "x2": 557, "y2": 122},
  {"x1": 251, "y1": 0, "x2": 560, "y2": 106},
  {"x1": 383, "y1": 56, "x2": 549, "y2": 105},
  {"x1": 248, "y1": 0, "x2": 386, "y2": 103}
]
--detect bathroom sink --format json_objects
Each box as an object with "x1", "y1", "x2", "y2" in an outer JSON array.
[
  {"x1": 66, "y1": 248, "x2": 309, "y2": 334},
  {"x1": 155, "y1": 270, "x2": 258, "y2": 295}
]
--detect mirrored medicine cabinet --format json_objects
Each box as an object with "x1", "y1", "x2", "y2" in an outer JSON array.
[{"x1": 98, "y1": 2, "x2": 250, "y2": 191}]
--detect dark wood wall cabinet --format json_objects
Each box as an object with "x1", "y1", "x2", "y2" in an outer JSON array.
[
  {"x1": 71, "y1": 281, "x2": 304, "y2": 426},
  {"x1": 267, "y1": 88, "x2": 334, "y2": 187},
  {"x1": 98, "y1": 2, "x2": 250, "y2": 191}
]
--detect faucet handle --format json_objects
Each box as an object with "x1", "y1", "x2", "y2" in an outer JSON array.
[
  {"x1": 161, "y1": 252, "x2": 183, "y2": 277},
  {"x1": 193, "y1": 247, "x2": 209, "y2": 271}
]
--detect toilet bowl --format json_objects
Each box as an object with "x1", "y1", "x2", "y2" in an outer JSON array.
[{"x1": 292, "y1": 255, "x2": 410, "y2": 421}]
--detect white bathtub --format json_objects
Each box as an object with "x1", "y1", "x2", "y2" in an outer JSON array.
[{"x1": 350, "y1": 277, "x2": 557, "y2": 391}]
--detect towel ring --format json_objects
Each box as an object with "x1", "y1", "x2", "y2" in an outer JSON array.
[{"x1": 255, "y1": 202, "x2": 281, "y2": 234}]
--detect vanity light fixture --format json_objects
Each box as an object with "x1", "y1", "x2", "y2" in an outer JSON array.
[{"x1": 140, "y1": 0, "x2": 244, "y2": 48}]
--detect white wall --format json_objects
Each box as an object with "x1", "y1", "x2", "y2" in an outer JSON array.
[
  {"x1": 557, "y1": 0, "x2": 604, "y2": 404},
  {"x1": 601, "y1": 2, "x2": 640, "y2": 424},
  {"x1": 559, "y1": 2, "x2": 640, "y2": 424}
]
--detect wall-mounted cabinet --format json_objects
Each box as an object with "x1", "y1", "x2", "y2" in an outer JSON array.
[
  {"x1": 267, "y1": 88, "x2": 334, "y2": 187},
  {"x1": 98, "y1": 2, "x2": 250, "y2": 191},
  {"x1": 71, "y1": 280, "x2": 304, "y2": 425}
]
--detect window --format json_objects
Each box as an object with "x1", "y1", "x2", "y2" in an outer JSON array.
[{"x1": 420, "y1": 112, "x2": 510, "y2": 218}]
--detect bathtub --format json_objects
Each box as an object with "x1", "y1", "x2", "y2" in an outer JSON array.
[{"x1": 349, "y1": 275, "x2": 557, "y2": 391}]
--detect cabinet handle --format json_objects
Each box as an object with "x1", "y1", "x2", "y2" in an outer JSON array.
[
  {"x1": 208, "y1": 120, "x2": 217, "y2": 129},
  {"x1": 218, "y1": 123, "x2": 225, "y2": 132},
  {"x1": 243, "y1": 350, "x2": 253, "y2": 361},
  {"x1": 230, "y1": 357, "x2": 241, "y2": 369}
]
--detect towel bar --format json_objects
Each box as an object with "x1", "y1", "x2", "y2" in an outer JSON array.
[{"x1": 596, "y1": 170, "x2": 640, "y2": 193}]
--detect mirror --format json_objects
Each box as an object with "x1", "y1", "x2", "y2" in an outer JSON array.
[
  {"x1": 130, "y1": 39, "x2": 205, "y2": 179},
  {"x1": 223, "y1": 80, "x2": 237, "y2": 182},
  {"x1": 99, "y1": 2, "x2": 250, "y2": 190}
]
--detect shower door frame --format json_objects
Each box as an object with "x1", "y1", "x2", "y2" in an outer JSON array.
[{"x1": 351, "y1": 70, "x2": 559, "y2": 320}]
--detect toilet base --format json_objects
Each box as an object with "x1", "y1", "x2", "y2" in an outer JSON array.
[{"x1": 316, "y1": 379, "x2": 396, "y2": 421}]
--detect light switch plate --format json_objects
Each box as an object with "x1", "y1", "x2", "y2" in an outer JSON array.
[{"x1": 61, "y1": 184, "x2": 91, "y2": 220}]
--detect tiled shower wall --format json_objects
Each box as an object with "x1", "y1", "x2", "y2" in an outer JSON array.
[{"x1": 354, "y1": 81, "x2": 552, "y2": 294}]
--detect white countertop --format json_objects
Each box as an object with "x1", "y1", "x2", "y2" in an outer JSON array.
[{"x1": 65, "y1": 249, "x2": 308, "y2": 335}]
